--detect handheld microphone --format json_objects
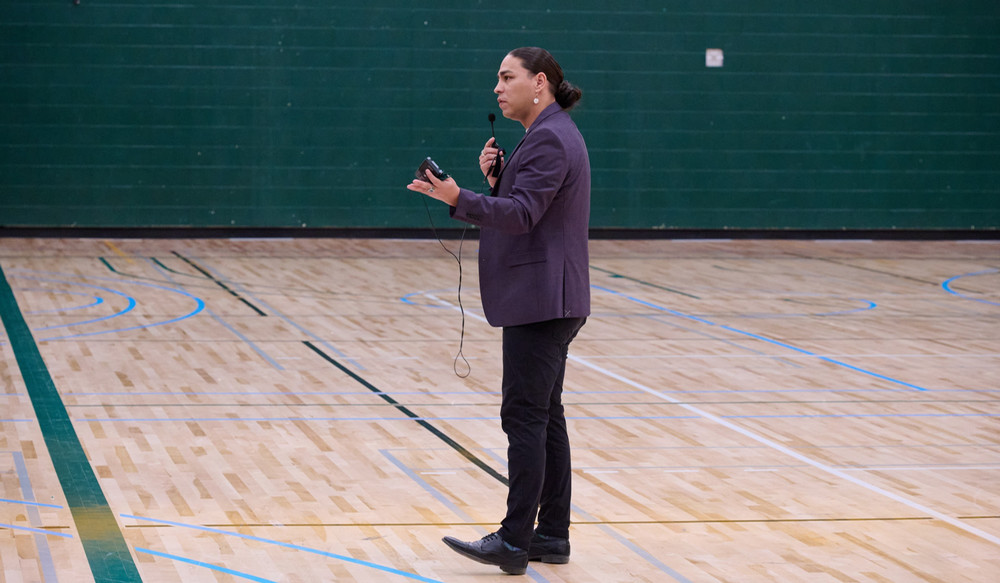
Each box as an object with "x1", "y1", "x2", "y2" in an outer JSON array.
[{"x1": 488, "y1": 113, "x2": 504, "y2": 178}]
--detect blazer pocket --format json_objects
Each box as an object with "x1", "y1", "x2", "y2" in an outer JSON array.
[{"x1": 507, "y1": 250, "x2": 547, "y2": 267}]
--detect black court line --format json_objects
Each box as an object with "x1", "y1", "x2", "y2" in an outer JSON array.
[
  {"x1": 302, "y1": 341, "x2": 510, "y2": 486},
  {"x1": 0, "y1": 265, "x2": 143, "y2": 582},
  {"x1": 590, "y1": 265, "x2": 701, "y2": 299},
  {"x1": 171, "y1": 252, "x2": 268, "y2": 316}
]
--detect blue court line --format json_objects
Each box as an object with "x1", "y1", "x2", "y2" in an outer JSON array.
[
  {"x1": 0, "y1": 522, "x2": 74, "y2": 538},
  {"x1": 716, "y1": 325, "x2": 931, "y2": 391},
  {"x1": 20, "y1": 288, "x2": 105, "y2": 314},
  {"x1": 593, "y1": 285, "x2": 932, "y2": 392},
  {"x1": 64, "y1": 390, "x2": 500, "y2": 397},
  {"x1": 0, "y1": 497, "x2": 64, "y2": 509},
  {"x1": 727, "y1": 413, "x2": 999, "y2": 419},
  {"x1": 8, "y1": 269, "x2": 205, "y2": 341},
  {"x1": 478, "y1": 448, "x2": 693, "y2": 582},
  {"x1": 942, "y1": 269, "x2": 1000, "y2": 306},
  {"x1": 0, "y1": 265, "x2": 144, "y2": 582},
  {"x1": 147, "y1": 258, "x2": 285, "y2": 371},
  {"x1": 72, "y1": 415, "x2": 700, "y2": 423},
  {"x1": 134, "y1": 548, "x2": 277, "y2": 583},
  {"x1": 124, "y1": 514, "x2": 446, "y2": 583},
  {"x1": 732, "y1": 297, "x2": 877, "y2": 318},
  {"x1": 70, "y1": 412, "x2": 1000, "y2": 423},
  {"x1": 207, "y1": 311, "x2": 286, "y2": 370},
  {"x1": 380, "y1": 449, "x2": 475, "y2": 522},
  {"x1": 57, "y1": 387, "x2": 1000, "y2": 398},
  {"x1": 11, "y1": 451, "x2": 61, "y2": 581},
  {"x1": 379, "y1": 450, "x2": 551, "y2": 583},
  {"x1": 573, "y1": 505, "x2": 693, "y2": 583},
  {"x1": 13, "y1": 276, "x2": 137, "y2": 331},
  {"x1": 400, "y1": 288, "x2": 457, "y2": 307},
  {"x1": 641, "y1": 312, "x2": 804, "y2": 369},
  {"x1": 190, "y1": 259, "x2": 364, "y2": 370}
]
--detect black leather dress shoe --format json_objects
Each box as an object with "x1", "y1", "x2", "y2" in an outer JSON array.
[
  {"x1": 442, "y1": 531, "x2": 528, "y2": 575},
  {"x1": 528, "y1": 532, "x2": 570, "y2": 564}
]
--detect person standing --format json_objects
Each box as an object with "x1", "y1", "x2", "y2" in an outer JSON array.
[{"x1": 408, "y1": 46, "x2": 590, "y2": 575}]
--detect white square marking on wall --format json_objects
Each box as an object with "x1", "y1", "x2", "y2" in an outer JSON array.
[{"x1": 706, "y1": 49, "x2": 724, "y2": 68}]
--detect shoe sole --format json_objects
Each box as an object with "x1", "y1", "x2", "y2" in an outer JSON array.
[
  {"x1": 442, "y1": 538, "x2": 527, "y2": 575},
  {"x1": 501, "y1": 565, "x2": 528, "y2": 575},
  {"x1": 529, "y1": 554, "x2": 570, "y2": 564}
]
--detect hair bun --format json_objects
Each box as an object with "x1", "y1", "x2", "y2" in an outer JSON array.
[{"x1": 556, "y1": 80, "x2": 583, "y2": 110}]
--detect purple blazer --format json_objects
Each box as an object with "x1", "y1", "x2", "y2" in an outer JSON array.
[{"x1": 451, "y1": 103, "x2": 591, "y2": 327}]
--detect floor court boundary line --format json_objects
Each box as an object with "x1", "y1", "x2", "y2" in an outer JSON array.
[
  {"x1": 0, "y1": 522, "x2": 74, "y2": 539},
  {"x1": 147, "y1": 258, "x2": 286, "y2": 371},
  {"x1": 7, "y1": 268, "x2": 205, "y2": 342},
  {"x1": 592, "y1": 284, "x2": 931, "y2": 391},
  {"x1": 134, "y1": 547, "x2": 278, "y2": 583},
  {"x1": 379, "y1": 451, "x2": 554, "y2": 583},
  {"x1": 422, "y1": 289, "x2": 1000, "y2": 547},
  {"x1": 478, "y1": 447, "x2": 696, "y2": 583},
  {"x1": 567, "y1": 354, "x2": 1000, "y2": 547},
  {"x1": 0, "y1": 265, "x2": 144, "y2": 582},
  {"x1": 942, "y1": 269, "x2": 1000, "y2": 306},
  {"x1": 65, "y1": 412, "x2": 1000, "y2": 423},
  {"x1": 187, "y1": 255, "x2": 365, "y2": 370},
  {"x1": 123, "y1": 515, "x2": 446, "y2": 583},
  {"x1": 302, "y1": 340, "x2": 510, "y2": 486}
]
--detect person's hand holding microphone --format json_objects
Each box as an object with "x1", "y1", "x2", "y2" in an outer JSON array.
[{"x1": 479, "y1": 137, "x2": 504, "y2": 188}]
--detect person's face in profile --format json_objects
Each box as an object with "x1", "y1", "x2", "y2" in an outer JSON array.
[{"x1": 494, "y1": 54, "x2": 543, "y2": 127}]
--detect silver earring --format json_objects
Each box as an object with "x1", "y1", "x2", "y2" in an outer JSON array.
[{"x1": 533, "y1": 97, "x2": 539, "y2": 104}]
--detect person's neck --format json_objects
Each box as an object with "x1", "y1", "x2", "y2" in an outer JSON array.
[{"x1": 519, "y1": 96, "x2": 557, "y2": 130}]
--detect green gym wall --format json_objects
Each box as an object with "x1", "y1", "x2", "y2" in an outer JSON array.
[{"x1": 1, "y1": 1, "x2": 998, "y2": 231}]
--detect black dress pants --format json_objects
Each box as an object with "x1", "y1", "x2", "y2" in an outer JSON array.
[{"x1": 497, "y1": 317, "x2": 586, "y2": 550}]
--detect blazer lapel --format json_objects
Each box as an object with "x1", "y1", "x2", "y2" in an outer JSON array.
[{"x1": 493, "y1": 105, "x2": 564, "y2": 193}]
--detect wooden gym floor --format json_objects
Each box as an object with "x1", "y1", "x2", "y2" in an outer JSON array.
[{"x1": 0, "y1": 236, "x2": 998, "y2": 582}]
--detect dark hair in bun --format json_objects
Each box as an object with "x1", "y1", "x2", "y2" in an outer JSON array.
[{"x1": 508, "y1": 47, "x2": 582, "y2": 110}]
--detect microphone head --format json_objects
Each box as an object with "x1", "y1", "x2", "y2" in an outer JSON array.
[{"x1": 488, "y1": 113, "x2": 496, "y2": 123}]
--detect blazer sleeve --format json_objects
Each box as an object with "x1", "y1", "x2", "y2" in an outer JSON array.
[{"x1": 451, "y1": 127, "x2": 568, "y2": 235}]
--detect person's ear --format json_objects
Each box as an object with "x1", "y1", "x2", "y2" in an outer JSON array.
[{"x1": 535, "y1": 72, "x2": 548, "y2": 93}]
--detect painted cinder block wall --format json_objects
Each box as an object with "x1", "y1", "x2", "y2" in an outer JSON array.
[{"x1": 1, "y1": 1, "x2": 997, "y2": 230}]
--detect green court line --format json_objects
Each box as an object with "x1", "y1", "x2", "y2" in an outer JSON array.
[{"x1": 0, "y1": 265, "x2": 143, "y2": 582}]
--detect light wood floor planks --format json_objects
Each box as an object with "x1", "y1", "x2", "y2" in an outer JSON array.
[{"x1": 1, "y1": 237, "x2": 998, "y2": 582}]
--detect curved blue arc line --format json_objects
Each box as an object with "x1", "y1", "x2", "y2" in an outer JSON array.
[
  {"x1": 942, "y1": 269, "x2": 1000, "y2": 306},
  {"x1": 18, "y1": 288, "x2": 105, "y2": 314},
  {"x1": 135, "y1": 547, "x2": 277, "y2": 582},
  {"x1": 9, "y1": 269, "x2": 206, "y2": 341},
  {"x1": 400, "y1": 288, "x2": 458, "y2": 307},
  {"x1": 12, "y1": 277, "x2": 137, "y2": 331},
  {"x1": 124, "y1": 514, "x2": 446, "y2": 583},
  {"x1": 815, "y1": 298, "x2": 878, "y2": 317},
  {"x1": 36, "y1": 298, "x2": 204, "y2": 341}
]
